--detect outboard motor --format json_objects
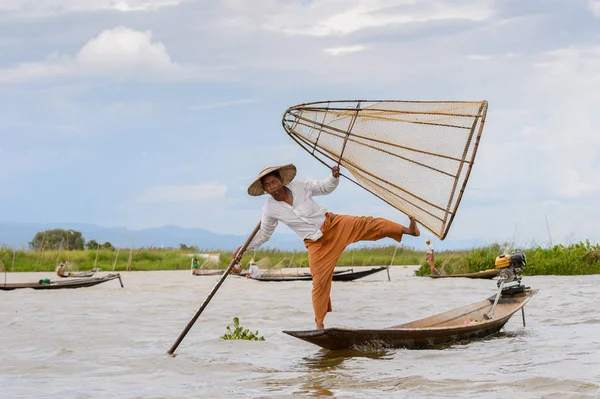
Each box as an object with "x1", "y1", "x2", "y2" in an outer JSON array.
[
  {"x1": 494, "y1": 251, "x2": 526, "y2": 290},
  {"x1": 485, "y1": 251, "x2": 528, "y2": 320}
]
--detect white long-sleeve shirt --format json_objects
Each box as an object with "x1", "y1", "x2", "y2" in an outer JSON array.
[
  {"x1": 248, "y1": 264, "x2": 261, "y2": 279},
  {"x1": 247, "y1": 174, "x2": 339, "y2": 251},
  {"x1": 426, "y1": 243, "x2": 434, "y2": 254}
]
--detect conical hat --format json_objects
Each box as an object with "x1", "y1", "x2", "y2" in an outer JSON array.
[{"x1": 247, "y1": 164, "x2": 297, "y2": 196}]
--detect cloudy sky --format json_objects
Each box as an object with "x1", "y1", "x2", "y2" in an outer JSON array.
[{"x1": 0, "y1": 0, "x2": 599, "y2": 249}]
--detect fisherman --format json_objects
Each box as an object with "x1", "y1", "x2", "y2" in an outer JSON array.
[
  {"x1": 56, "y1": 262, "x2": 70, "y2": 277},
  {"x1": 425, "y1": 238, "x2": 439, "y2": 275},
  {"x1": 191, "y1": 258, "x2": 200, "y2": 275},
  {"x1": 233, "y1": 164, "x2": 420, "y2": 330},
  {"x1": 247, "y1": 259, "x2": 261, "y2": 279}
]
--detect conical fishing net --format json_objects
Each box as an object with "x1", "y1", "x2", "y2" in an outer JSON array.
[{"x1": 282, "y1": 100, "x2": 488, "y2": 239}]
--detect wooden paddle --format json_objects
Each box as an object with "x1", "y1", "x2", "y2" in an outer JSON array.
[{"x1": 167, "y1": 222, "x2": 261, "y2": 355}]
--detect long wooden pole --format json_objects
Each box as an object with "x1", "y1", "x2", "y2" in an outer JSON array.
[
  {"x1": 168, "y1": 222, "x2": 261, "y2": 356},
  {"x1": 545, "y1": 214, "x2": 553, "y2": 248},
  {"x1": 33, "y1": 233, "x2": 47, "y2": 272},
  {"x1": 387, "y1": 246, "x2": 398, "y2": 281},
  {"x1": 55, "y1": 239, "x2": 64, "y2": 269}
]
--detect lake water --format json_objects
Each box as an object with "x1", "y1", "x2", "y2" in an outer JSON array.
[{"x1": 1, "y1": 268, "x2": 599, "y2": 398}]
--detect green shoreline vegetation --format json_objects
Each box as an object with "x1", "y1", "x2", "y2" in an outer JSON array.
[{"x1": 1, "y1": 241, "x2": 599, "y2": 275}]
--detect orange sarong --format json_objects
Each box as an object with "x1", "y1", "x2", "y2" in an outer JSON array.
[{"x1": 304, "y1": 213, "x2": 405, "y2": 326}]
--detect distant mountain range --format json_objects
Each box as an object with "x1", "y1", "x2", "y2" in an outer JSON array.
[
  {"x1": 0, "y1": 222, "x2": 486, "y2": 252},
  {"x1": 0, "y1": 222, "x2": 304, "y2": 251}
]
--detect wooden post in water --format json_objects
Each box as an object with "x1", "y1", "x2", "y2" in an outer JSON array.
[
  {"x1": 11, "y1": 249, "x2": 17, "y2": 273},
  {"x1": 93, "y1": 244, "x2": 100, "y2": 269},
  {"x1": 168, "y1": 222, "x2": 261, "y2": 356},
  {"x1": 65, "y1": 230, "x2": 70, "y2": 264},
  {"x1": 112, "y1": 248, "x2": 120, "y2": 272},
  {"x1": 127, "y1": 233, "x2": 134, "y2": 271}
]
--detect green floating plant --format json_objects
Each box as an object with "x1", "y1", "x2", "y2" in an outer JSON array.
[{"x1": 221, "y1": 317, "x2": 265, "y2": 341}]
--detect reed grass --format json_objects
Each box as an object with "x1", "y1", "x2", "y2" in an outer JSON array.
[
  {"x1": 0, "y1": 245, "x2": 422, "y2": 273},
  {"x1": 1, "y1": 241, "x2": 599, "y2": 275},
  {"x1": 414, "y1": 241, "x2": 600, "y2": 276}
]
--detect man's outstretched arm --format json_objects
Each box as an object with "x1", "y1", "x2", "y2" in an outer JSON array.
[
  {"x1": 307, "y1": 166, "x2": 340, "y2": 196},
  {"x1": 233, "y1": 210, "x2": 278, "y2": 259}
]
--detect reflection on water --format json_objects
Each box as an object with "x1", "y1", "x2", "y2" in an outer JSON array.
[
  {"x1": 302, "y1": 348, "x2": 394, "y2": 370},
  {"x1": 1, "y1": 269, "x2": 600, "y2": 398}
]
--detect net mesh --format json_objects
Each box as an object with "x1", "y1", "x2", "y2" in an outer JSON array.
[{"x1": 282, "y1": 100, "x2": 488, "y2": 239}]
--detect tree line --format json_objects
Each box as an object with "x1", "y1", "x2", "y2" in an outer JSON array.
[{"x1": 29, "y1": 229, "x2": 114, "y2": 251}]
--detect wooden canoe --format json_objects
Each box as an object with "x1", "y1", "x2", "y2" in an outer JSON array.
[
  {"x1": 430, "y1": 269, "x2": 499, "y2": 279},
  {"x1": 60, "y1": 268, "x2": 101, "y2": 278},
  {"x1": 252, "y1": 267, "x2": 387, "y2": 282},
  {"x1": 235, "y1": 268, "x2": 353, "y2": 278},
  {"x1": 192, "y1": 270, "x2": 224, "y2": 276},
  {"x1": 0, "y1": 273, "x2": 124, "y2": 291},
  {"x1": 284, "y1": 288, "x2": 538, "y2": 350}
]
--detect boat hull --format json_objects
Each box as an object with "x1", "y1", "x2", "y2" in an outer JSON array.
[
  {"x1": 430, "y1": 269, "x2": 499, "y2": 279},
  {"x1": 253, "y1": 267, "x2": 387, "y2": 282},
  {"x1": 284, "y1": 288, "x2": 537, "y2": 350},
  {"x1": 0, "y1": 274, "x2": 123, "y2": 291},
  {"x1": 192, "y1": 270, "x2": 224, "y2": 276}
]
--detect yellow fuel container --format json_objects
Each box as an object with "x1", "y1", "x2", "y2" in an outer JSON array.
[{"x1": 495, "y1": 255, "x2": 511, "y2": 269}]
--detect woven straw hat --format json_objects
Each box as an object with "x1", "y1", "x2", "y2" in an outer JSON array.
[{"x1": 247, "y1": 164, "x2": 297, "y2": 196}]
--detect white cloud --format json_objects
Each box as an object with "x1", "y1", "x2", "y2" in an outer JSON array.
[
  {"x1": 589, "y1": 0, "x2": 600, "y2": 17},
  {"x1": 0, "y1": 27, "x2": 180, "y2": 83},
  {"x1": 264, "y1": 0, "x2": 493, "y2": 37},
  {"x1": 0, "y1": 0, "x2": 181, "y2": 17},
  {"x1": 76, "y1": 27, "x2": 176, "y2": 72},
  {"x1": 136, "y1": 183, "x2": 227, "y2": 203},
  {"x1": 189, "y1": 99, "x2": 258, "y2": 111},
  {"x1": 323, "y1": 45, "x2": 368, "y2": 56}
]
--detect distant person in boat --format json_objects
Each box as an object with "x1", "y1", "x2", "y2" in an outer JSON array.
[
  {"x1": 233, "y1": 163, "x2": 420, "y2": 330},
  {"x1": 56, "y1": 262, "x2": 70, "y2": 277},
  {"x1": 425, "y1": 238, "x2": 439, "y2": 275},
  {"x1": 191, "y1": 258, "x2": 200, "y2": 275},
  {"x1": 247, "y1": 260, "x2": 261, "y2": 279}
]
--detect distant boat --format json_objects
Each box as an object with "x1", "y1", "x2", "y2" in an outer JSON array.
[
  {"x1": 284, "y1": 288, "x2": 537, "y2": 350},
  {"x1": 429, "y1": 269, "x2": 499, "y2": 279},
  {"x1": 60, "y1": 268, "x2": 102, "y2": 278},
  {"x1": 0, "y1": 274, "x2": 124, "y2": 291},
  {"x1": 250, "y1": 267, "x2": 387, "y2": 282},
  {"x1": 192, "y1": 270, "x2": 224, "y2": 276}
]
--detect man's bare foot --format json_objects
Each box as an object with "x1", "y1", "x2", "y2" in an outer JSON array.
[
  {"x1": 316, "y1": 324, "x2": 324, "y2": 331},
  {"x1": 407, "y1": 216, "x2": 420, "y2": 237}
]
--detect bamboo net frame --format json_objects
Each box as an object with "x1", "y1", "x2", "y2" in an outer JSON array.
[{"x1": 282, "y1": 100, "x2": 488, "y2": 239}]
